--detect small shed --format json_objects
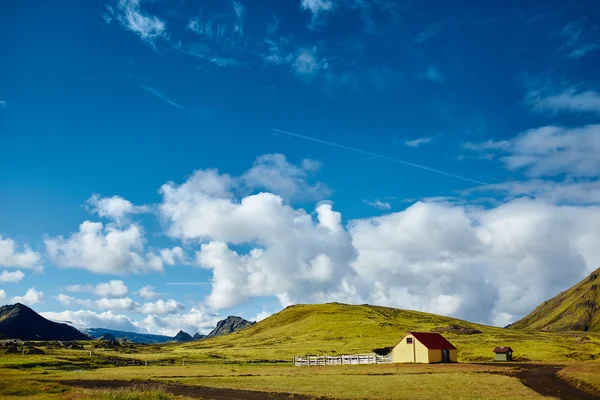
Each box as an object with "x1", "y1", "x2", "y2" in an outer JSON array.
[
  {"x1": 493, "y1": 346, "x2": 513, "y2": 361},
  {"x1": 392, "y1": 332, "x2": 457, "y2": 363}
]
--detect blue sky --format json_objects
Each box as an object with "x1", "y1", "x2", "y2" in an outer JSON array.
[{"x1": 1, "y1": 0, "x2": 600, "y2": 335}]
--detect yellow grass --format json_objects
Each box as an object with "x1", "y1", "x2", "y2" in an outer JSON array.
[{"x1": 558, "y1": 360, "x2": 600, "y2": 394}]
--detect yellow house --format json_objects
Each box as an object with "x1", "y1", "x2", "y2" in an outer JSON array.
[{"x1": 392, "y1": 332, "x2": 458, "y2": 363}]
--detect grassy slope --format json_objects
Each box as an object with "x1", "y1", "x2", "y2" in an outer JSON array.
[
  {"x1": 510, "y1": 267, "x2": 600, "y2": 332},
  {"x1": 153, "y1": 302, "x2": 600, "y2": 362}
]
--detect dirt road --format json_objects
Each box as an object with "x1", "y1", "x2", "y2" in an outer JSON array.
[
  {"x1": 61, "y1": 363, "x2": 600, "y2": 400},
  {"x1": 61, "y1": 380, "x2": 325, "y2": 400},
  {"x1": 483, "y1": 363, "x2": 600, "y2": 400}
]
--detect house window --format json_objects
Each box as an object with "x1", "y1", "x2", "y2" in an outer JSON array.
[{"x1": 407, "y1": 338, "x2": 413, "y2": 344}]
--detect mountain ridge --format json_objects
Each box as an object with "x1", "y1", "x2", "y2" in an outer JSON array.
[
  {"x1": 206, "y1": 316, "x2": 255, "y2": 338},
  {"x1": 509, "y1": 267, "x2": 600, "y2": 332},
  {"x1": 0, "y1": 303, "x2": 89, "y2": 341}
]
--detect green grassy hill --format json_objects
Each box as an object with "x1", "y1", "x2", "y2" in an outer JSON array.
[
  {"x1": 509, "y1": 267, "x2": 600, "y2": 332},
  {"x1": 156, "y1": 302, "x2": 600, "y2": 363}
]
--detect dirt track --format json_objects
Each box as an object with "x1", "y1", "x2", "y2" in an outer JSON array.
[
  {"x1": 61, "y1": 380, "x2": 325, "y2": 400},
  {"x1": 61, "y1": 363, "x2": 600, "y2": 400},
  {"x1": 489, "y1": 363, "x2": 600, "y2": 400}
]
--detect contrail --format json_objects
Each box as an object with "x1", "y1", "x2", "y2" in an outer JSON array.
[{"x1": 270, "y1": 128, "x2": 491, "y2": 186}]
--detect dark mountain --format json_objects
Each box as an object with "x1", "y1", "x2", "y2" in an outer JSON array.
[
  {"x1": 0, "y1": 303, "x2": 89, "y2": 341},
  {"x1": 168, "y1": 330, "x2": 193, "y2": 342},
  {"x1": 206, "y1": 316, "x2": 255, "y2": 338},
  {"x1": 509, "y1": 267, "x2": 600, "y2": 332},
  {"x1": 97, "y1": 333, "x2": 116, "y2": 341},
  {"x1": 192, "y1": 333, "x2": 205, "y2": 340},
  {"x1": 86, "y1": 328, "x2": 171, "y2": 344}
]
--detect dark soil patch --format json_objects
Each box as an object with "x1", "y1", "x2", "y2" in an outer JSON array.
[
  {"x1": 483, "y1": 363, "x2": 600, "y2": 400},
  {"x1": 61, "y1": 380, "x2": 332, "y2": 400}
]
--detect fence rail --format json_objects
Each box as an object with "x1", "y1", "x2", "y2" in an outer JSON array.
[{"x1": 293, "y1": 353, "x2": 392, "y2": 367}]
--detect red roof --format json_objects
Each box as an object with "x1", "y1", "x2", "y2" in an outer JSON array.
[
  {"x1": 408, "y1": 332, "x2": 457, "y2": 350},
  {"x1": 493, "y1": 346, "x2": 513, "y2": 353}
]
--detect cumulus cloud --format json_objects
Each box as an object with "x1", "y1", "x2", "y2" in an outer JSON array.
[
  {"x1": 108, "y1": 0, "x2": 167, "y2": 44},
  {"x1": 404, "y1": 137, "x2": 434, "y2": 148},
  {"x1": 0, "y1": 270, "x2": 25, "y2": 283},
  {"x1": 95, "y1": 297, "x2": 139, "y2": 312},
  {"x1": 140, "y1": 299, "x2": 184, "y2": 315},
  {"x1": 45, "y1": 221, "x2": 165, "y2": 275},
  {"x1": 56, "y1": 294, "x2": 93, "y2": 308},
  {"x1": 159, "y1": 168, "x2": 356, "y2": 309},
  {"x1": 0, "y1": 236, "x2": 43, "y2": 270},
  {"x1": 11, "y1": 288, "x2": 44, "y2": 305},
  {"x1": 87, "y1": 194, "x2": 149, "y2": 222},
  {"x1": 527, "y1": 87, "x2": 600, "y2": 114},
  {"x1": 242, "y1": 154, "x2": 330, "y2": 201},
  {"x1": 464, "y1": 125, "x2": 600, "y2": 177},
  {"x1": 94, "y1": 280, "x2": 129, "y2": 298},
  {"x1": 43, "y1": 306, "x2": 221, "y2": 336},
  {"x1": 65, "y1": 284, "x2": 94, "y2": 293},
  {"x1": 0, "y1": 289, "x2": 6, "y2": 302},
  {"x1": 136, "y1": 285, "x2": 159, "y2": 300},
  {"x1": 42, "y1": 309, "x2": 140, "y2": 332},
  {"x1": 156, "y1": 159, "x2": 600, "y2": 325}
]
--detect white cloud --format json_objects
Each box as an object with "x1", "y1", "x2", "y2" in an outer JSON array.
[
  {"x1": 292, "y1": 48, "x2": 328, "y2": 79},
  {"x1": 465, "y1": 125, "x2": 600, "y2": 177},
  {"x1": 45, "y1": 221, "x2": 165, "y2": 275},
  {"x1": 95, "y1": 297, "x2": 139, "y2": 312},
  {"x1": 242, "y1": 154, "x2": 330, "y2": 201},
  {"x1": 158, "y1": 159, "x2": 600, "y2": 325},
  {"x1": 140, "y1": 299, "x2": 184, "y2": 315},
  {"x1": 42, "y1": 309, "x2": 140, "y2": 332},
  {"x1": 363, "y1": 200, "x2": 391, "y2": 211},
  {"x1": 55, "y1": 294, "x2": 93, "y2": 308},
  {"x1": 140, "y1": 307, "x2": 221, "y2": 336},
  {"x1": 0, "y1": 270, "x2": 25, "y2": 284},
  {"x1": 419, "y1": 66, "x2": 444, "y2": 82},
  {"x1": 87, "y1": 194, "x2": 149, "y2": 221},
  {"x1": 468, "y1": 179, "x2": 600, "y2": 206},
  {"x1": 65, "y1": 284, "x2": 94, "y2": 293},
  {"x1": 404, "y1": 137, "x2": 434, "y2": 148},
  {"x1": 94, "y1": 280, "x2": 129, "y2": 298},
  {"x1": 463, "y1": 139, "x2": 511, "y2": 151},
  {"x1": 527, "y1": 87, "x2": 600, "y2": 114},
  {"x1": 11, "y1": 288, "x2": 44, "y2": 306},
  {"x1": 253, "y1": 310, "x2": 271, "y2": 322},
  {"x1": 301, "y1": 0, "x2": 334, "y2": 20},
  {"x1": 159, "y1": 247, "x2": 185, "y2": 266},
  {"x1": 160, "y1": 168, "x2": 356, "y2": 309},
  {"x1": 0, "y1": 289, "x2": 6, "y2": 302},
  {"x1": 136, "y1": 285, "x2": 160, "y2": 300},
  {"x1": 43, "y1": 306, "x2": 221, "y2": 336},
  {"x1": 109, "y1": 0, "x2": 167, "y2": 44},
  {"x1": 0, "y1": 236, "x2": 43, "y2": 270}
]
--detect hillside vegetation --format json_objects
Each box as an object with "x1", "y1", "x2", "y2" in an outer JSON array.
[
  {"x1": 510, "y1": 267, "x2": 600, "y2": 332},
  {"x1": 161, "y1": 302, "x2": 600, "y2": 362}
]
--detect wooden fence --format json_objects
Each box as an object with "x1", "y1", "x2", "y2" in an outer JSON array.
[{"x1": 293, "y1": 353, "x2": 392, "y2": 367}]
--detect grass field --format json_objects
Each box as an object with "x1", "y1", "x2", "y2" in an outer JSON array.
[
  {"x1": 0, "y1": 357, "x2": 546, "y2": 400},
  {"x1": 119, "y1": 303, "x2": 600, "y2": 364},
  {"x1": 2, "y1": 303, "x2": 600, "y2": 399}
]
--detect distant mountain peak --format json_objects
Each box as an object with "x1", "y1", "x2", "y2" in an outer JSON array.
[
  {"x1": 0, "y1": 303, "x2": 89, "y2": 341},
  {"x1": 206, "y1": 316, "x2": 255, "y2": 338},
  {"x1": 168, "y1": 330, "x2": 193, "y2": 342},
  {"x1": 192, "y1": 332, "x2": 205, "y2": 340}
]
